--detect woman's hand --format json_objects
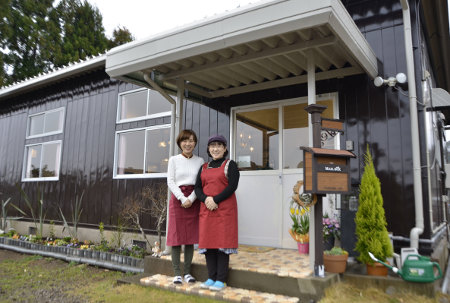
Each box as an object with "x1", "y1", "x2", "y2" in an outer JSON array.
[
  {"x1": 182, "y1": 199, "x2": 193, "y2": 208},
  {"x1": 205, "y1": 196, "x2": 218, "y2": 211}
]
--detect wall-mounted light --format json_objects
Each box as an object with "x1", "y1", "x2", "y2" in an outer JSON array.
[{"x1": 374, "y1": 73, "x2": 407, "y2": 87}]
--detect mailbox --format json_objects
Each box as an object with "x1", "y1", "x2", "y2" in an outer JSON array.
[{"x1": 301, "y1": 147, "x2": 356, "y2": 194}]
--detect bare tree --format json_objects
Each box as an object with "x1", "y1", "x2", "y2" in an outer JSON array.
[
  {"x1": 121, "y1": 183, "x2": 167, "y2": 249},
  {"x1": 142, "y1": 183, "x2": 167, "y2": 246}
]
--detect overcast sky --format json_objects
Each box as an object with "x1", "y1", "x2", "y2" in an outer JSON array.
[{"x1": 86, "y1": 0, "x2": 258, "y2": 40}]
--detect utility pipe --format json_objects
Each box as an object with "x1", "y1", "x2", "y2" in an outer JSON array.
[
  {"x1": 142, "y1": 73, "x2": 179, "y2": 255},
  {"x1": 400, "y1": 0, "x2": 424, "y2": 249}
]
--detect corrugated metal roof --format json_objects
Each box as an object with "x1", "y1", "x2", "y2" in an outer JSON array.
[{"x1": 0, "y1": 54, "x2": 106, "y2": 100}]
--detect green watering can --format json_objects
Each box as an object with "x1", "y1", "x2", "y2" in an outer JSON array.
[{"x1": 368, "y1": 252, "x2": 442, "y2": 283}]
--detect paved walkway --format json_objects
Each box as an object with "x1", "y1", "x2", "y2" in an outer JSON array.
[{"x1": 140, "y1": 246, "x2": 313, "y2": 302}]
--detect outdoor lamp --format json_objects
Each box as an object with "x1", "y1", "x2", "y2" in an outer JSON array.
[{"x1": 374, "y1": 73, "x2": 407, "y2": 87}]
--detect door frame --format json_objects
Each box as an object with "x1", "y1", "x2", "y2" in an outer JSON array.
[{"x1": 229, "y1": 93, "x2": 340, "y2": 248}]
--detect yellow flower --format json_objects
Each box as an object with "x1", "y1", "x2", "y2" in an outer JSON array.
[
  {"x1": 296, "y1": 209, "x2": 299, "y2": 215},
  {"x1": 300, "y1": 208, "x2": 306, "y2": 216},
  {"x1": 290, "y1": 208, "x2": 295, "y2": 215}
]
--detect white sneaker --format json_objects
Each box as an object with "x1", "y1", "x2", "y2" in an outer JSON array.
[
  {"x1": 173, "y1": 275, "x2": 182, "y2": 284},
  {"x1": 184, "y1": 274, "x2": 196, "y2": 283}
]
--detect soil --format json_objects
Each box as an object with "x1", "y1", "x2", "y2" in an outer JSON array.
[{"x1": 0, "y1": 248, "x2": 118, "y2": 303}]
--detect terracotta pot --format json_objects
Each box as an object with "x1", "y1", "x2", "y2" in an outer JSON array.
[
  {"x1": 323, "y1": 253, "x2": 348, "y2": 273},
  {"x1": 297, "y1": 242, "x2": 309, "y2": 254},
  {"x1": 366, "y1": 261, "x2": 389, "y2": 276}
]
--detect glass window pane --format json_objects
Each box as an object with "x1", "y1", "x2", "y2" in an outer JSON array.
[
  {"x1": 283, "y1": 103, "x2": 308, "y2": 169},
  {"x1": 145, "y1": 128, "x2": 170, "y2": 173},
  {"x1": 120, "y1": 90, "x2": 148, "y2": 120},
  {"x1": 236, "y1": 108, "x2": 279, "y2": 170},
  {"x1": 29, "y1": 114, "x2": 45, "y2": 136},
  {"x1": 44, "y1": 110, "x2": 63, "y2": 133},
  {"x1": 41, "y1": 143, "x2": 60, "y2": 177},
  {"x1": 148, "y1": 90, "x2": 171, "y2": 115},
  {"x1": 117, "y1": 130, "x2": 145, "y2": 175},
  {"x1": 26, "y1": 145, "x2": 42, "y2": 178}
]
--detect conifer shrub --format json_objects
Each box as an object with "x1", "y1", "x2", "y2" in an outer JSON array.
[{"x1": 355, "y1": 146, "x2": 393, "y2": 265}]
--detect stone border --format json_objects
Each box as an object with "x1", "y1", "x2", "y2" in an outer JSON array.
[{"x1": 0, "y1": 237, "x2": 144, "y2": 273}]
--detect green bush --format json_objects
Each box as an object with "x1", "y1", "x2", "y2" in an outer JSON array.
[{"x1": 355, "y1": 146, "x2": 393, "y2": 265}]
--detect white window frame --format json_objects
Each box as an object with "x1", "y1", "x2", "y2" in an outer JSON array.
[
  {"x1": 113, "y1": 124, "x2": 171, "y2": 179},
  {"x1": 22, "y1": 140, "x2": 62, "y2": 182},
  {"x1": 26, "y1": 107, "x2": 65, "y2": 139},
  {"x1": 116, "y1": 87, "x2": 172, "y2": 124},
  {"x1": 230, "y1": 93, "x2": 340, "y2": 176}
]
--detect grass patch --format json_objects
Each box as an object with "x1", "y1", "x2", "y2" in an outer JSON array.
[
  {"x1": 0, "y1": 251, "x2": 219, "y2": 302},
  {"x1": 79, "y1": 283, "x2": 219, "y2": 303},
  {"x1": 320, "y1": 282, "x2": 450, "y2": 303}
]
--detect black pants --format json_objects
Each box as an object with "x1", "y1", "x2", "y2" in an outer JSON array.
[{"x1": 205, "y1": 249, "x2": 230, "y2": 282}]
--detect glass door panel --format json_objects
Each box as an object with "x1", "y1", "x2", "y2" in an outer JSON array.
[{"x1": 235, "y1": 108, "x2": 279, "y2": 171}]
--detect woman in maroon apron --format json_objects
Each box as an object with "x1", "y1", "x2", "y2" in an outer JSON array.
[
  {"x1": 194, "y1": 135, "x2": 240, "y2": 291},
  {"x1": 167, "y1": 130, "x2": 204, "y2": 285}
]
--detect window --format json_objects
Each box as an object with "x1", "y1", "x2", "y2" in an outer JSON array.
[
  {"x1": 115, "y1": 125, "x2": 170, "y2": 178},
  {"x1": 117, "y1": 88, "x2": 171, "y2": 123},
  {"x1": 23, "y1": 141, "x2": 62, "y2": 181},
  {"x1": 235, "y1": 108, "x2": 279, "y2": 170},
  {"x1": 27, "y1": 108, "x2": 64, "y2": 138}
]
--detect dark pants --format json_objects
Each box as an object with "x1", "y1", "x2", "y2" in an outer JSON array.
[{"x1": 205, "y1": 249, "x2": 230, "y2": 282}]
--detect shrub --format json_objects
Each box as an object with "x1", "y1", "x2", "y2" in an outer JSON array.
[{"x1": 355, "y1": 146, "x2": 393, "y2": 265}]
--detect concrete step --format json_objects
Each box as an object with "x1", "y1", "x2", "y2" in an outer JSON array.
[
  {"x1": 144, "y1": 253, "x2": 340, "y2": 302},
  {"x1": 140, "y1": 274, "x2": 300, "y2": 303}
]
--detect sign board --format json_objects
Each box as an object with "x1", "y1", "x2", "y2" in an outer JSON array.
[{"x1": 301, "y1": 147, "x2": 356, "y2": 194}]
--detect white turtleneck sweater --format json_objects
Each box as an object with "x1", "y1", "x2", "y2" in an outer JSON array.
[{"x1": 167, "y1": 154, "x2": 204, "y2": 204}]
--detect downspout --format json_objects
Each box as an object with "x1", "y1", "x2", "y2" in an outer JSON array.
[
  {"x1": 143, "y1": 73, "x2": 177, "y2": 254},
  {"x1": 400, "y1": 0, "x2": 424, "y2": 249}
]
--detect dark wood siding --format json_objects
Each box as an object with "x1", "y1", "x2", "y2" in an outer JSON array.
[{"x1": 0, "y1": 70, "x2": 167, "y2": 233}]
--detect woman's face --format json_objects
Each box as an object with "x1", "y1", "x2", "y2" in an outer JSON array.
[
  {"x1": 180, "y1": 135, "x2": 196, "y2": 156},
  {"x1": 208, "y1": 142, "x2": 226, "y2": 160}
]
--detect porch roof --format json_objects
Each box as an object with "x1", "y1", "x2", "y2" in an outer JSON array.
[{"x1": 105, "y1": 0, "x2": 378, "y2": 99}]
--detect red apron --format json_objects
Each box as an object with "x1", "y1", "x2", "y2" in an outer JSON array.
[
  {"x1": 199, "y1": 160, "x2": 238, "y2": 249},
  {"x1": 166, "y1": 185, "x2": 200, "y2": 246}
]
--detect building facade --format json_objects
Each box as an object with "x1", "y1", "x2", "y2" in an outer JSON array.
[{"x1": 0, "y1": 0, "x2": 449, "y2": 258}]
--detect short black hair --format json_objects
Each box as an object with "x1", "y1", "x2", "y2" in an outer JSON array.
[{"x1": 207, "y1": 142, "x2": 229, "y2": 158}]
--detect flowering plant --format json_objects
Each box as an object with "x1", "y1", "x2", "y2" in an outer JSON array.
[
  {"x1": 289, "y1": 203, "x2": 310, "y2": 243},
  {"x1": 323, "y1": 214, "x2": 340, "y2": 241}
]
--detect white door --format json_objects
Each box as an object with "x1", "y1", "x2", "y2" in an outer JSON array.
[{"x1": 231, "y1": 95, "x2": 338, "y2": 248}]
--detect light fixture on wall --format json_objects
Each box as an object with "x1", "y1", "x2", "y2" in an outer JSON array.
[{"x1": 373, "y1": 73, "x2": 407, "y2": 87}]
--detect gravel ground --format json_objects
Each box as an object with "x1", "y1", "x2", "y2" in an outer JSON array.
[{"x1": 0, "y1": 248, "x2": 118, "y2": 303}]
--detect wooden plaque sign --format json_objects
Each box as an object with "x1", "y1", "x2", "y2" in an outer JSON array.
[
  {"x1": 301, "y1": 147, "x2": 356, "y2": 194},
  {"x1": 321, "y1": 118, "x2": 344, "y2": 132}
]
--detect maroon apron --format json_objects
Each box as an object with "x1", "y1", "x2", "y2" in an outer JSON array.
[
  {"x1": 166, "y1": 185, "x2": 200, "y2": 246},
  {"x1": 199, "y1": 160, "x2": 238, "y2": 249}
]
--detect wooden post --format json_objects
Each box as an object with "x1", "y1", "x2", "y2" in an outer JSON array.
[{"x1": 305, "y1": 104, "x2": 327, "y2": 277}]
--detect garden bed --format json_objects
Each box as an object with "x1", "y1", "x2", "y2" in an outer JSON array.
[{"x1": 0, "y1": 236, "x2": 144, "y2": 273}]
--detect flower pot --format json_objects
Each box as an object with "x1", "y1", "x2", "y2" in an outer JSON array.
[
  {"x1": 289, "y1": 229, "x2": 309, "y2": 243},
  {"x1": 323, "y1": 253, "x2": 348, "y2": 273},
  {"x1": 366, "y1": 262, "x2": 388, "y2": 276},
  {"x1": 297, "y1": 242, "x2": 309, "y2": 254}
]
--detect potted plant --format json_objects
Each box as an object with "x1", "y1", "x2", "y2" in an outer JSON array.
[
  {"x1": 323, "y1": 247, "x2": 348, "y2": 273},
  {"x1": 323, "y1": 214, "x2": 340, "y2": 250},
  {"x1": 289, "y1": 203, "x2": 310, "y2": 254},
  {"x1": 355, "y1": 146, "x2": 393, "y2": 276}
]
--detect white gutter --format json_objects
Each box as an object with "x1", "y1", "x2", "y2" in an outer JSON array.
[{"x1": 400, "y1": 0, "x2": 424, "y2": 249}]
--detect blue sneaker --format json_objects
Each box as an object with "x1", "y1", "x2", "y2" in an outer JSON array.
[
  {"x1": 200, "y1": 279, "x2": 215, "y2": 289},
  {"x1": 209, "y1": 280, "x2": 226, "y2": 291}
]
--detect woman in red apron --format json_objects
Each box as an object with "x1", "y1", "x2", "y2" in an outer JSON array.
[
  {"x1": 167, "y1": 129, "x2": 204, "y2": 285},
  {"x1": 194, "y1": 135, "x2": 240, "y2": 291}
]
